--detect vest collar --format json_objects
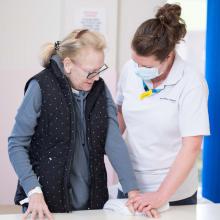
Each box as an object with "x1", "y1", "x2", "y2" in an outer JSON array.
[{"x1": 51, "y1": 55, "x2": 65, "y2": 74}]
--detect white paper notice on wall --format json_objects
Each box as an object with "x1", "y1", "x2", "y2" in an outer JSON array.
[{"x1": 74, "y1": 8, "x2": 106, "y2": 35}]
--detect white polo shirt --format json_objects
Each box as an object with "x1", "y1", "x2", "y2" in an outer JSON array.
[{"x1": 116, "y1": 54, "x2": 210, "y2": 201}]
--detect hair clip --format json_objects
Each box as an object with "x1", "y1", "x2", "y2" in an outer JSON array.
[{"x1": 54, "y1": 41, "x2": 60, "y2": 51}]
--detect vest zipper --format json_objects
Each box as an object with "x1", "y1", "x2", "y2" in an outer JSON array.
[{"x1": 63, "y1": 77, "x2": 76, "y2": 212}]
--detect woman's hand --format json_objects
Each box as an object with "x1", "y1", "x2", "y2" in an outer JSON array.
[
  {"x1": 131, "y1": 191, "x2": 166, "y2": 210},
  {"x1": 127, "y1": 191, "x2": 160, "y2": 218},
  {"x1": 22, "y1": 193, "x2": 54, "y2": 220},
  {"x1": 127, "y1": 190, "x2": 140, "y2": 213}
]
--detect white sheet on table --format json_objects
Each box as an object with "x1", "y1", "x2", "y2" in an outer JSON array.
[{"x1": 103, "y1": 199, "x2": 169, "y2": 216}]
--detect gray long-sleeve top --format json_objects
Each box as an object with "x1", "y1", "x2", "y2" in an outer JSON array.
[{"x1": 8, "y1": 58, "x2": 138, "y2": 209}]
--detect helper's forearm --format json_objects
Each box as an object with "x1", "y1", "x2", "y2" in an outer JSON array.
[{"x1": 158, "y1": 136, "x2": 203, "y2": 202}]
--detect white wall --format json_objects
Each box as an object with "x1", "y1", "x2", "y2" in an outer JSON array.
[{"x1": 177, "y1": 31, "x2": 206, "y2": 75}]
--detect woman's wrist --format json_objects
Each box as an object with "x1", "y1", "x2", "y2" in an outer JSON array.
[
  {"x1": 128, "y1": 190, "x2": 140, "y2": 199},
  {"x1": 28, "y1": 186, "x2": 42, "y2": 198}
]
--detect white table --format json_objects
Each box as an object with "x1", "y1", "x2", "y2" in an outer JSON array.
[{"x1": 0, "y1": 204, "x2": 220, "y2": 220}]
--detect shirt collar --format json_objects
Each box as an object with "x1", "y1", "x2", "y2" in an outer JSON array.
[
  {"x1": 72, "y1": 88, "x2": 89, "y2": 99},
  {"x1": 163, "y1": 53, "x2": 185, "y2": 86},
  {"x1": 71, "y1": 88, "x2": 80, "y2": 94}
]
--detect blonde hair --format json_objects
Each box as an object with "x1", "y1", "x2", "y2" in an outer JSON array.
[{"x1": 40, "y1": 29, "x2": 106, "y2": 68}]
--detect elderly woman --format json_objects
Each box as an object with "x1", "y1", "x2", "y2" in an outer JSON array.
[{"x1": 8, "y1": 29, "x2": 139, "y2": 220}]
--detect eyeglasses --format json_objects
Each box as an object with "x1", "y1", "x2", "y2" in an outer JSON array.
[
  {"x1": 86, "y1": 64, "x2": 108, "y2": 79},
  {"x1": 73, "y1": 61, "x2": 109, "y2": 79}
]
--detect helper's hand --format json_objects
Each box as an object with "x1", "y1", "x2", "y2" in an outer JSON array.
[
  {"x1": 22, "y1": 193, "x2": 54, "y2": 220},
  {"x1": 127, "y1": 192, "x2": 162, "y2": 218},
  {"x1": 142, "y1": 206, "x2": 160, "y2": 218},
  {"x1": 133, "y1": 191, "x2": 166, "y2": 210},
  {"x1": 130, "y1": 191, "x2": 166, "y2": 212}
]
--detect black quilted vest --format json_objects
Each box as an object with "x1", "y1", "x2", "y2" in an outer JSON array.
[{"x1": 14, "y1": 60, "x2": 109, "y2": 212}]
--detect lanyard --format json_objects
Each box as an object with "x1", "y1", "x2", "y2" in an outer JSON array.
[{"x1": 139, "y1": 81, "x2": 162, "y2": 100}]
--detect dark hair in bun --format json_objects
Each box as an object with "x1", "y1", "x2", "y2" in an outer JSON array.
[{"x1": 132, "y1": 3, "x2": 186, "y2": 61}]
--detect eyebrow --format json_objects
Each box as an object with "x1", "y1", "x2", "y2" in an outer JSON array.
[
  {"x1": 142, "y1": 65, "x2": 153, "y2": 68},
  {"x1": 136, "y1": 63, "x2": 153, "y2": 68},
  {"x1": 132, "y1": 59, "x2": 152, "y2": 68}
]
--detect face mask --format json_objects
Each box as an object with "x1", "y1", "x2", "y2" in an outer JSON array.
[{"x1": 135, "y1": 66, "x2": 160, "y2": 80}]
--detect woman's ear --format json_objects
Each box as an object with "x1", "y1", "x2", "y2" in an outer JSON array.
[{"x1": 63, "y1": 57, "x2": 73, "y2": 74}]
